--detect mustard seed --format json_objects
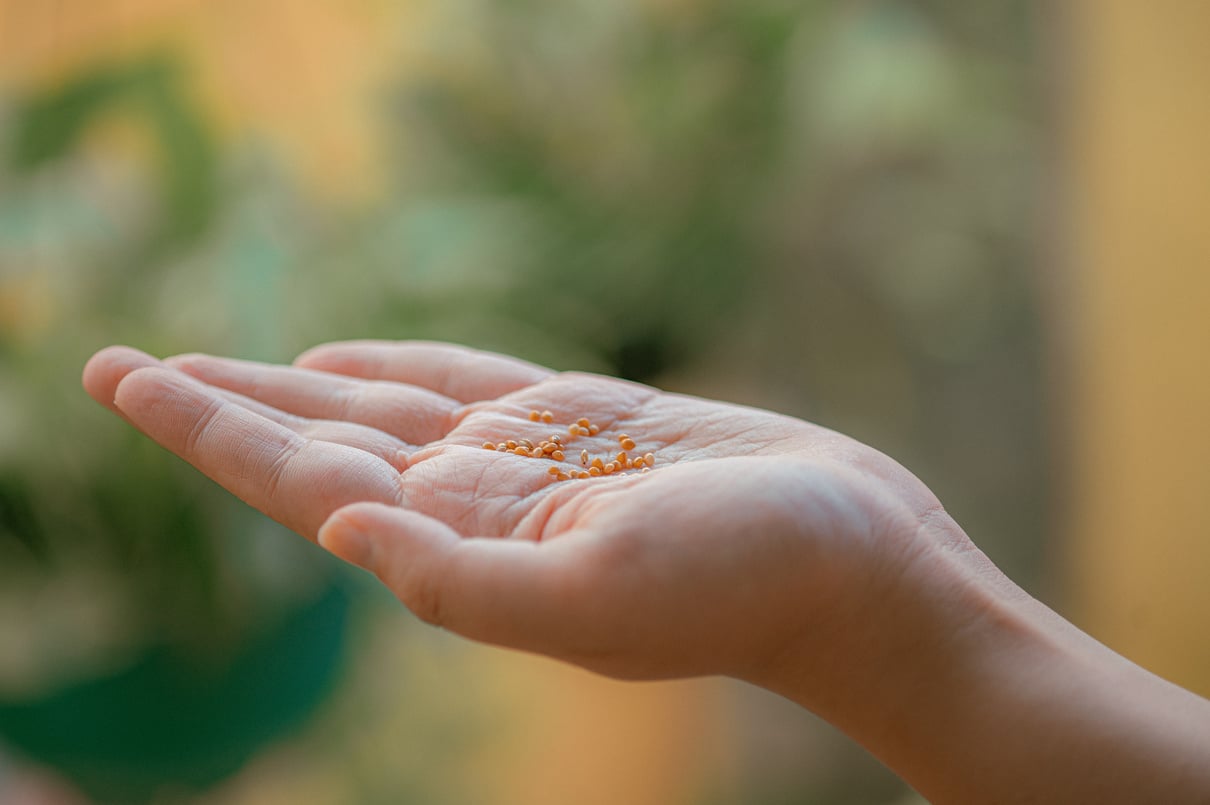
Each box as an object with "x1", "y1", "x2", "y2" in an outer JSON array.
[
  {"x1": 530, "y1": 447, "x2": 544, "y2": 458},
  {"x1": 529, "y1": 410, "x2": 541, "y2": 422},
  {"x1": 513, "y1": 446, "x2": 529, "y2": 456},
  {"x1": 576, "y1": 417, "x2": 591, "y2": 428},
  {"x1": 552, "y1": 450, "x2": 565, "y2": 461},
  {"x1": 632, "y1": 456, "x2": 646, "y2": 469},
  {"x1": 616, "y1": 451, "x2": 628, "y2": 465},
  {"x1": 603, "y1": 462, "x2": 616, "y2": 474},
  {"x1": 520, "y1": 439, "x2": 534, "y2": 449},
  {"x1": 541, "y1": 410, "x2": 554, "y2": 423},
  {"x1": 591, "y1": 457, "x2": 605, "y2": 471},
  {"x1": 588, "y1": 424, "x2": 600, "y2": 436},
  {"x1": 483, "y1": 442, "x2": 496, "y2": 450},
  {"x1": 644, "y1": 452, "x2": 655, "y2": 466},
  {"x1": 589, "y1": 466, "x2": 602, "y2": 476},
  {"x1": 547, "y1": 465, "x2": 561, "y2": 475},
  {"x1": 620, "y1": 437, "x2": 636, "y2": 451},
  {"x1": 506, "y1": 440, "x2": 518, "y2": 450}
]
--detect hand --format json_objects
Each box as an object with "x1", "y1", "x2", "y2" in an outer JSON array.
[
  {"x1": 82, "y1": 341, "x2": 955, "y2": 683},
  {"x1": 84, "y1": 341, "x2": 1210, "y2": 803}
]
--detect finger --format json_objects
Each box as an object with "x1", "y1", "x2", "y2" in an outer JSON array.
[
  {"x1": 293, "y1": 340, "x2": 552, "y2": 403},
  {"x1": 208, "y1": 385, "x2": 411, "y2": 470},
  {"x1": 113, "y1": 367, "x2": 403, "y2": 539},
  {"x1": 318, "y1": 502, "x2": 598, "y2": 657},
  {"x1": 82, "y1": 345, "x2": 163, "y2": 417},
  {"x1": 167, "y1": 353, "x2": 459, "y2": 444}
]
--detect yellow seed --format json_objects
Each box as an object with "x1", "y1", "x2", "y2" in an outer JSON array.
[
  {"x1": 617, "y1": 433, "x2": 631, "y2": 443},
  {"x1": 577, "y1": 471, "x2": 591, "y2": 479},
  {"x1": 603, "y1": 462, "x2": 616, "y2": 474},
  {"x1": 580, "y1": 449, "x2": 589, "y2": 466},
  {"x1": 591, "y1": 457, "x2": 605, "y2": 471},
  {"x1": 556, "y1": 471, "x2": 570, "y2": 481},
  {"x1": 547, "y1": 465, "x2": 561, "y2": 475},
  {"x1": 589, "y1": 466, "x2": 602, "y2": 476},
  {"x1": 644, "y1": 453, "x2": 655, "y2": 466},
  {"x1": 531, "y1": 447, "x2": 544, "y2": 458},
  {"x1": 551, "y1": 450, "x2": 565, "y2": 461},
  {"x1": 541, "y1": 410, "x2": 554, "y2": 423},
  {"x1": 520, "y1": 440, "x2": 534, "y2": 450},
  {"x1": 550, "y1": 434, "x2": 563, "y2": 444},
  {"x1": 632, "y1": 456, "x2": 646, "y2": 469},
  {"x1": 641, "y1": 467, "x2": 650, "y2": 473},
  {"x1": 568, "y1": 424, "x2": 579, "y2": 437},
  {"x1": 483, "y1": 442, "x2": 496, "y2": 450},
  {"x1": 497, "y1": 443, "x2": 508, "y2": 451},
  {"x1": 506, "y1": 440, "x2": 518, "y2": 450},
  {"x1": 513, "y1": 446, "x2": 529, "y2": 456},
  {"x1": 620, "y1": 437, "x2": 636, "y2": 451},
  {"x1": 588, "y1": 424, "x2": 600, "y2": 436},
  {"x1": 616, "y1": 451, "x2": 628, "y2": 464},
  {"x1": 542, "y1": 443, "x2": 556, "y2": 454},
  {"x1": 529, "y1": 410, "x2": 541, "y2": 421},
  {"x1": 577, "y1": 417, "x2": 591, "y2": 428}
]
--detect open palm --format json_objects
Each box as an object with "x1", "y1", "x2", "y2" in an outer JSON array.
[{"x1": 84, "y1": 341, "x2": 949, "y2": 681}]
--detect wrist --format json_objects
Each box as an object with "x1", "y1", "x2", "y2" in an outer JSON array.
[{"x1": 745, "y1": 513, "x2": 1210, "y2": 803}]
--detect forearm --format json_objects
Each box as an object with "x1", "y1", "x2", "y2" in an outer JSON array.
[{"x1": 750, "y1": 519, "x2": 1210, "y2": 803}]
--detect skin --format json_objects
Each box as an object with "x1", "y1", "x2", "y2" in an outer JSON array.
[{"x1": 83, "y1": 341, "x2": 1210, "y2": 803}]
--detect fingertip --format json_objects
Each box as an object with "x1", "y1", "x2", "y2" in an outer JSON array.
[
  {"x1": 317, "y1": 508, "x2": 373, "y2": 568},
  {"x1": 82, "y1": 346, "x2": 162, "y2": 412},
  {"x1": 111, "y1": 365, "x2": 188, "y2": 419}
]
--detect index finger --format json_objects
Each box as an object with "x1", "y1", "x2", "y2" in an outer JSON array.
[
  {"x1": 293, "y1": 340, "x2": 553, "y2": 403},
  {"x1": 113, "y1": 366, "x2": 403, "y2": 539}
]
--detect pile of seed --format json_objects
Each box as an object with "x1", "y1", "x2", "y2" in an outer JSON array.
[{"x1": 482, "y1": 411, "x2": 657, "y2": 482}]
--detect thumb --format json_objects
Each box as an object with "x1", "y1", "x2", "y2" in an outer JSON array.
[{"x1": 318, "y1": 502, "x2": 591, "y2": 655}]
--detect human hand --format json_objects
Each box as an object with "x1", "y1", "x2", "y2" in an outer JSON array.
[
  {"x1": 84, "y1": 341, "x2": 1210, "y2": 804},
  {"x1": 82, "y1": 341, "x2": 959, "y2": 685}
]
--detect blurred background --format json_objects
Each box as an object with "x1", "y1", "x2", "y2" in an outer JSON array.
[{"x1": 1, "y1": 1, "x2": 1208, "y2": 803}]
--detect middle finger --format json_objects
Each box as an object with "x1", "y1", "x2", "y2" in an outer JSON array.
[{"x1": 167, "y1": 354, "x2": 460, "y2": 444}]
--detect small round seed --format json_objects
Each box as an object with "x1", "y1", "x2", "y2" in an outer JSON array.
[
  {"x1": 568, "y1": 424, "x2": 580, "y2": 437},
  {"x1": 497, "y1": 443, "x2": 508, "y2": 451},
  {"x1": 617, "y1": 433, "x2": 631, "y2": 444},
  {"x1": 550, "y1": 434, "x2": 563, "y2": 444},
  {"x1": 632, "y1": 456, "x2": 646, "y2": 469},
  {"x1": 551, "y1": 450, "x2": 565, "y2": 461},
  {"x1": 513, "y1": 446, "x2": 529, "y2": 456},
  {"x1": 616, "y1": 451, "x2": 628, "y2": 465},
  {"x1": 577, "y1": 471, "x2": 591, "y2": 479},
  {"x1": 620, "y1": 437, "x2": 636, "y2": 451},
  {"x1": 588, "y1": 424, "x2": 600, "y2": 436},
  {"x1": 603, "y1": 462, "x2": 616, "y2": 474},
  {"x1": 520, "y1": 439, "x2": 534, "y2": 449},
  {"x1": 556, "y1": 471, "x2": 570, "y2": 481},
  {"x1": 577, "y1": 417, "x2": 591, "y2": 428},
  {"x1": 641, "y1": 467, "x2": 650, "y2": 473},
  {"x1": 530, "y1": 447, "x2": 544, "y2": 458},
  {"x1": 589, "y1": 466, "x2": 602, "y2": 476},
  {"x1": 644, "y1": 452, "x2": 655, "y2": 466},
  {"x1": 591, "y1": 457, "x2": 605, "y2": 471},
  {"x1": 483, "y1": 442, "x2": 496, "y2": 450},
  {"x1": 542, "y1": 443, "x2": 556, "y2": 454},
  {"x1": 506, "y1": 440, "x2": 518, "y2": 450},
  {"x1": 547, "y1": 465, "x2": 561, "y2": 475},
  {"x1": 541, "y1": 410, "x2": 554, "y2": 423},
  {"x1": 529, "y1": 410, "x2": 541, "y2": 422}
]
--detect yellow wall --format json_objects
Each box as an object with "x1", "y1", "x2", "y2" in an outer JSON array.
[{"x1": 1067, "y1": 1, "x2": 1210, "y2": 695}]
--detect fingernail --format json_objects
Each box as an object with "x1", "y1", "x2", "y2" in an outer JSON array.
[{"x1": 318, "y1": 516, "x2": 372, "y2": 567}]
